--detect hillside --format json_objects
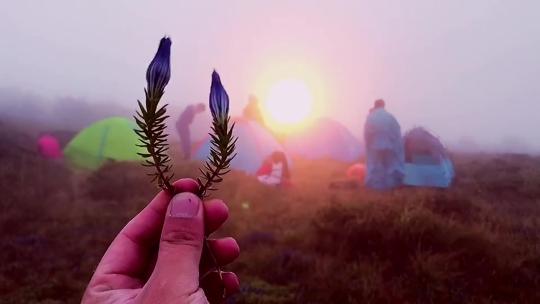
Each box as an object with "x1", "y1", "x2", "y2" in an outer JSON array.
[{"x1": 1, "y1": 122, "x2": 539, "y2": 303}]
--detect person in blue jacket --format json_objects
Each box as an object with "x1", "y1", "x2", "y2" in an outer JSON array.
[{"x1": 364, "y1": 99, "x2": 405, "y2": 190}]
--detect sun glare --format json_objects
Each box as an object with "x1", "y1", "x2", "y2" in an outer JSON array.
[
  {"x1": 252, "y1": 59, "x2": 327, "y2": 133},
  {"x1": 263, "y1": 78, "x2": 314, "y2": 127}
]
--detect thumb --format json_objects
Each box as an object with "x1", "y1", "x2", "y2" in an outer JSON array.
[{"x1": 144, "y1": 192, "x2": 206, "y2": 302}]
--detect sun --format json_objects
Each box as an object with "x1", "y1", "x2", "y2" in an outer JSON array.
[
  {"x1": 252, "y1": 59, "x2": 328, "y2": 133},
  {"x1": 263, "y1": 78, "x2": 314, "y2": 128}
]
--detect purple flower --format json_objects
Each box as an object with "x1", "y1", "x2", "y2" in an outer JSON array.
[
  {"x1": 146, "y1": 37, "x2": 171, "y2": 96},
  {"x1": 209, "y1": 70, "x2": 230, "y2": 122}
]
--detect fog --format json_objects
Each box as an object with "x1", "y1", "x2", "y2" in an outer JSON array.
[{"x1": 1, "y1": 0, "x2": 539, "y2": 153}]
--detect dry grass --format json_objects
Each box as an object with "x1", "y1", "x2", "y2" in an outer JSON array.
[{"x1": 1, "y1": 122, "x2": 539, "y2": 303}]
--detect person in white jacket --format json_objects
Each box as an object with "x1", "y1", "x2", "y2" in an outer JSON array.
[{"x1": 256, "y1": 151, "x2": 291, "y2": 186}]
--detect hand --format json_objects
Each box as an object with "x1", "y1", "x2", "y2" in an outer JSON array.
[{"x1": 82, "y1": 179, "x2": 240, "y2": 304}]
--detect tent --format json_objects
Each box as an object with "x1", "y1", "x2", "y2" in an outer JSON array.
[
  {"x1": 364, "y1": 108, "x2": 405, "y2": 190},
  {"x1": 402, "y1": 127, "x2": 454, "y2": 188},
  {"x1": 37, "y1": 134, "x2": 63, "y2": 159},
  {"x1": 64, "y1": 117, "x2": 145, "y2": 170},
  {"x1": 284, "y1": 117, "x2": 363, "y2": 162},
  {"x1": 193, "y1": 118, "x2": 290, "y2": 175}
]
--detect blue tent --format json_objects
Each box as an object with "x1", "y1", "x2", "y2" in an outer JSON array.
[
  {"x1": 402, "y1": 127, "x2": 454, "y2": 188},
  {"x1": 193, "y1": 118, "x2": 290, "y2": 175},
  {"x1": 284, "y1": 118, "x2": 363, "y2": 162},
  {"x1": 364, "y1": 108, "x2": 405, "y2": 190}
]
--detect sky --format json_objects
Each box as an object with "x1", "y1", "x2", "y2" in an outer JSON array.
[{"x1": 1, "y1": 0, "x2": 539, "y2": 151}]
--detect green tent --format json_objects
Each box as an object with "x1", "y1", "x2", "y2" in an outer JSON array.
[{"x1": 64, "y1": 117, "x2": 145, "y2": 170}]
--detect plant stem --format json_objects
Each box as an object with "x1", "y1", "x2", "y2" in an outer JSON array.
[
  {"x1": 201, "y1": 238, "x2": 226, "y2": 298},
  {"x1": 145, "y1": 97, "x2": 174, "y2": 193},
  {"x1": 198, "y1": 151, "x2": 227, "y2": 299},
  {"x1": 148, "y1": 140, "x2": 174, "y2": 193},
  {"x1": 196, "y1": 119, "x2": 233, "y2": 300},
  {"x1": 197, "y1": 163, "x2": 224, "y2": 197}
]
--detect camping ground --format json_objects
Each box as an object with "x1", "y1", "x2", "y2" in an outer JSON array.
[{"x1": 1, "y1": 121, "x2": 540, "y2": 303}]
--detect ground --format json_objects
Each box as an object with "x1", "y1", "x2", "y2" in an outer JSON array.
[{"x1": 1, "y1": 122, "x2": 540, "y2": 303}]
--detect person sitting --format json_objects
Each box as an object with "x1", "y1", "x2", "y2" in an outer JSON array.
[{"x1": 256, "y1": 151, "x2": 291, "y2": 187}]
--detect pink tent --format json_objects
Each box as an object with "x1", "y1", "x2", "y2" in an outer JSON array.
[{"x1": 37, "y1": 135, "x2": 63, "y2": 159}]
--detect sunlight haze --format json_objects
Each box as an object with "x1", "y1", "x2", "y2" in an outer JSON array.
[{"x1": 1, "y1": 0, "x2": 539, "y2": 152}]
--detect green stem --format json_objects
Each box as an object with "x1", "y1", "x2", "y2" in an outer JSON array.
[
  {"x1": 149, "y1": 140, "x2": 174, "y2": 193},
  {"x1": 197, "y1": 162, "x2": 225, "y2": 197},
  {"x1": 201, "y1": 238, "x2": 226, "y2": 299},
  {"x1": 144, "y1": 94, "x2": 174, "y2": 193}
]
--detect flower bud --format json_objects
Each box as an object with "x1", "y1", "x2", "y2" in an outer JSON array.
[
  {"x1": 146, "y1": 37, "x2": 171, "y2": 97},
  {"x1": 209, "y1": 70, "x2": 230, "y2": 122}
]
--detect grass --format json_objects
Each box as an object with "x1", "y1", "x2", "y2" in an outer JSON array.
[{"x1": 1, "y1": 122, "x2": 539, "y2": 303}]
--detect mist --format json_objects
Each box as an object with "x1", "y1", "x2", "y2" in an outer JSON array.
[{"x1": 1, "y1": 0, "x2": 539, "y2": 153}]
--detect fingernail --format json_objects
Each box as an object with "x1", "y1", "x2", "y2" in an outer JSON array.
[{"x1": 170, "y1": 193, "x2": 200, "y2": 218}]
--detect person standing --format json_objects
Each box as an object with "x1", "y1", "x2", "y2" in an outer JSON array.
[
  {"x1": 242, "y1": 94, "x2": 266, "y2": 127},
  {"x1": 364, "y1": 99, "x2": 405, "y2": 190},
  {"x1": 177, "y1": 103, "x2": 205, "y2": 160}
]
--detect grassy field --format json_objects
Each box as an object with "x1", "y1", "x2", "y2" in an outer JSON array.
[{"x1": 1, "y1": 122, "x2": 540, "y2": 303}]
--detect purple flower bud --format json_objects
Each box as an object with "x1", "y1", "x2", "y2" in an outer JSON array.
[
  {"x1": 146, "y1": 37, "x2": 171, "y2": 96},
  {"x1": 209, "y1": 70, "x2": 230, "y2": 122}
]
